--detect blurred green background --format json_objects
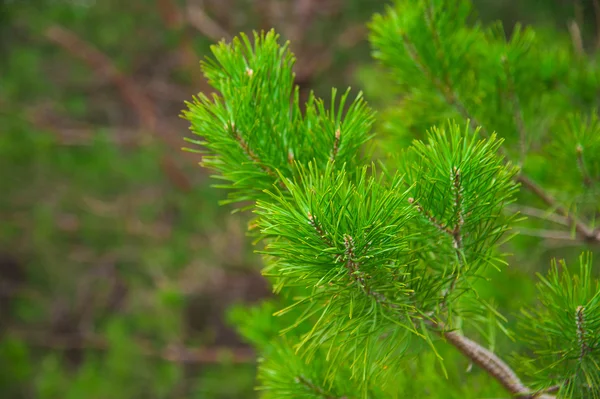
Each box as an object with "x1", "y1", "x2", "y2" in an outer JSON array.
[{"x1": 0, "y1": 1, "x2": 597, "y2": 398}]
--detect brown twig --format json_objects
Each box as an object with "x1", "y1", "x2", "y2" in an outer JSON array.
[
  {"x1": 307, "y1": 212, "x2": 335, "y2": 248},
  {"x1": 226, "y1": 122, "x2": 282, "y2": 185},
  {"x1": 408, "y1": 197, "x2": 453, "y2": 235},
  {"x1": 343, "y1": 234, "x2": 393, "y2": 307},
  {"x1": 576, "y1": 306, "x2": 590, "y2": 361},
  {"x1": 450, "y1": 167, "x2": 464, "y2": 250},
  {"x1": 428, "y1": 321, "x2": 556, "y2": 399},
  {"x1": 26, "y1": 104, "x2": 144, "y2": 147},
  {"x1": 505, "y1": 205, "x2": 570, "y2": 226},
  {"x1": 515, "y1": 174, "x2": 598, "y2": 242},
  {"x1": 514, "y1": 228, "x2": 579, "y2": 241}
]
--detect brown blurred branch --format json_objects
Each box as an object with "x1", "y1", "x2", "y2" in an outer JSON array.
[
  {"x1": 44, "y1": 25, "x2": 157, "y2": 132},
  {"x1": 185, "y1": 4, "x2": 231, "y2": 42},
  {"x1": 156, "y1": 0, "x2": 211, "y2": 91},
  {"x1": 568, "y1": 19, "x2": 584, "y2": 56},
  {"x1": 505, "y1": 205, "x2": 570, "y2": 226},
  {"x1": 594, "y1": 0, "x2": 600, "y2": 50},
  {"x1": 516, "y1": 175, "x2": 599, "y2": 243},
  {"x1": 43, "y1": 25, "x2": 193, "y2": 192},
  {"x1": 26, "y1": 103, "x2": 143, "y2": 147},
  {"x1": 14, "y1": 329, "x2": 255, "y2": 364},
  {"x1": 515, "y1": 227, "x2": 580, "y2": 241},
  {"x1": 287, "y1": 0, "x2": 318, "y2": 44}
]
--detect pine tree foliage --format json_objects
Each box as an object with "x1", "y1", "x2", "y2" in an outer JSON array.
[
  {"x1": 255, "y1": 161, "x2": 417, "y2": 394},
  {"x1": 182, "y1": 31, "x2": 374, "y2": 209},
  {"x1": 369, "y1": 0, "x2": 600, "y2": 239},
  {"x1": 182, "y1": 1, "x2": 600, "y2": 398},
  {"x1": 549, "y1": 113, "x2": 600, "y2": 203},
  {"x1": 517, "y1": 253, "x2": 600, "y2": 398},
  {"x1": 398, "y1": 125, "x2": 519, "y2": 321}
]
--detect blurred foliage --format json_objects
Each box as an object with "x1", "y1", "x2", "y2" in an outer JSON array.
[{"x1": 1, "y1": 0, "x2": 599, "y2": 398}]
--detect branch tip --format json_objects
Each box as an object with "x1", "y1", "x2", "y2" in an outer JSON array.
[
  {"x1": 330, "y1": 128, "x2": 341, "y2": 161},
  {"x1": 576, "y1": 305, "x2": 590, "y2": 361}
]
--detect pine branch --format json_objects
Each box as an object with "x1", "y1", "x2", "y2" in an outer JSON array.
[
  {"x1": 450, "y1": 166, "x2": 464, "y2": 251},
  {"x1": 307, "y1": 211, "x2": 397, "y2": 309},
  {"x1": 397, "y1": 12, "x2": 599, "y2": 244},
  {"x1": 576, "y1": 306, "x2": 591, "y2": 361},
  {"x1": 430, "y1": 321, "x2": 556, "y2": 399},
  {"x1": 409, "y1": 167, "x2": 464, "y2": 307},
  {"x1": 408, "y1": 197, "x2": 453, "y2": 235},
  {"x1": 307, "y1": 212, "x2": 335, "y2": 248},
  {"x1": 330, "y1": 128, "x2": 341, "y2": 162},
  {"x1": 343, "y1": 234, "x2": 394, "y2": 308},
  {"x1": 227, "y1": 122, "x2": 282, "y2": 184}
]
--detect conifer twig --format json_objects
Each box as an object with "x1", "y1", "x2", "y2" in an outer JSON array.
[
  {"x1": 408, "y1": 197, "x2": 452, "y2": 235},
  {"x1": 330, "y1": 128, "x2": 341, "y2": 161},
  {"x1": 576, "y1": 306, "x2": 590, "y2": 361},
  {"x1": 226, "y1": 122, "x2": 284, "y2": 186},
  {"x1": 450, "y1": 166, "x2": 464, "y2": 251},
  {"x1": 430, "y1": 321, "x2": 556, "y2": 399},
  {"x1": 343, "y1": 234, "x2": 392, "y2": 307},
  {"x1": 307, "y1": 214, "x2": 396, "y2": 309},
  {"x1": 307, "y1": 212, "x2": 335, "y2": 248}
]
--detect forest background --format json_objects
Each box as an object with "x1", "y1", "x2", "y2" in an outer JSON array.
[{"x1": 1, "y1": 1, "x2": 598, "y2": 398}]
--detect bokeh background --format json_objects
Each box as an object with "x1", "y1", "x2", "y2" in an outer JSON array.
[{"x1": 0, "y1": 1, "x2": 598, "y2": 398}]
